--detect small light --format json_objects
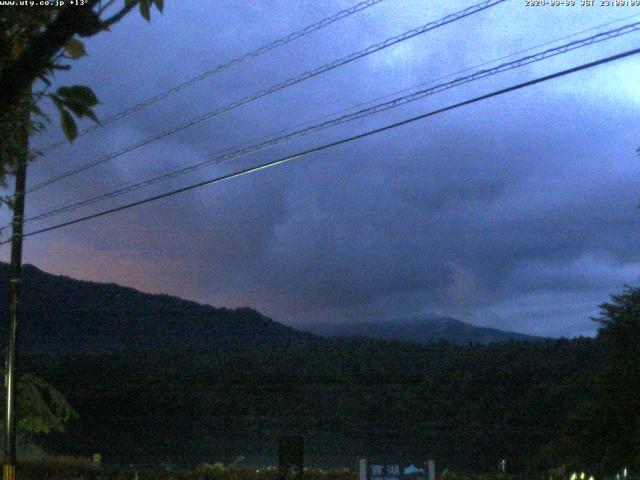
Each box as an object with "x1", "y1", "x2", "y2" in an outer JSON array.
[{"x1": 580, "y1": 472, "x2": 585, "y2": 480}]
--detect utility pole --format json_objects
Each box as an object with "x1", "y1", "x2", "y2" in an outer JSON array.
[{"x1": 3, "y1": 96, "x2": 29, "y2": 480}]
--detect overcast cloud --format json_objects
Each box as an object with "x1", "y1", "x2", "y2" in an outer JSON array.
[{"x1": 2, "y1": 0, "x2": 640, "y2": 337}]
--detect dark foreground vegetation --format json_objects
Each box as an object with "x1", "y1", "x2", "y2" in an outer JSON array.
[
  {"x1": 0, "y1": 265, "x2": 637, "y2": 475},
  {"x1": 25, "y1": 337, "x2": 601, "y2": 473}
]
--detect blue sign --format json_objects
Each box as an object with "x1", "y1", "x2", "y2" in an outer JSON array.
[
  {"x1": 359, "y1": 459, "x2": 434, "y2": 480},
  {"x1": 367, "y1": 462, "x2": 427, "y2": 480}
]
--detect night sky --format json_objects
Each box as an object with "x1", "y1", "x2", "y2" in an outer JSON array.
[{"x1": 2, "y1": 0, "x2": 640, "y2": 337}]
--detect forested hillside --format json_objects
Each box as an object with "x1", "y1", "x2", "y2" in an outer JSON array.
[
  {"x1": 0, "y1": 263, "x2": 625, "y2": 474},
  {"x1": 25, "y1": 337, "x2": 601, "y2": 473},
  {"x1": 0, "y1": 263, "x2": 538, "y2": 352},
  {"x1": 0, "y1": 263, "x2": 313, "y2": 353}
]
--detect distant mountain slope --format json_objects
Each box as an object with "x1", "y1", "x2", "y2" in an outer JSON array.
[
  {"x1": 0, "y1": 262, "x2": 540, "y2": 354},
  {"x1": 296, "y1": 316, "x2": 544, "y2": 345},
  {"x1": 0, "y1": 265, "x2": 599, "y2": 472},
  {"x1": 0, "y1": 263, "x2": 314, "y2": 353}
]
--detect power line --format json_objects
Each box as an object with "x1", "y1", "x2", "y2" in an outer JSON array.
[
  {"x1": 38, "y1": 0, "x2": 391, "y2": 152},
  {"x1": 4, "y1": 45, "x2": 639, "y2": 246},
  {"x1": 287, "y1": 11, "x2": 640, "y2": 131},
  {"x1": 27, "y1": 0, "x2": 507, "y2": 194},
  {"x1": 23, "y1": 20, "x2": 640, "y2": 224},
  {"x1": 28, "y1": 13, "x2": 640, "y2": 221}
]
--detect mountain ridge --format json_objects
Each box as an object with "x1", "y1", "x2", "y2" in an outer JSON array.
[
  {"x1": 295, "y1": 316, "x2": 545, "y2": 345},
  {"x1": 0, "y1": 262, "x2": 315, "y2": 354},
  {"x1": 1, "y1": 262, "x2": 542, "y2": 353}
]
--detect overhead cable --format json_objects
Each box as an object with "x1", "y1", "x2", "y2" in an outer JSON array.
[
  {"x1": 6, "y1": 45, "x2": 639, "y2": 245},
  {"x1": 28, "y1": 0, "x2": 507, "y2": 194},
  {"x1": 25, "y1": 20, "x2": 640, "y2": 224},
  {"x1": 39, "y1": 0, "x2": 392, "y2": 152}
]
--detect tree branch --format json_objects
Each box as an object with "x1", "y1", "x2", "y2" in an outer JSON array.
[
  {"x1": 101, "y1": 0, "x2": 140, "y2": 30},
  {"x1": 0, "y1": 1, "x2": 101, "y2": 119}
]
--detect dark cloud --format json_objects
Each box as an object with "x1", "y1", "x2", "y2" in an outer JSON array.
[{"x1": 3, "y1": 0, "x2": 639, "y2": 338}]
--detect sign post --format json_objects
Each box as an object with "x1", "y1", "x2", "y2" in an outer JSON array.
[
  {"x1": 278, "y1": 436, "x2": 303, "y2": 480},
  {"x1": 427, "y1": 461, "x2": 435, "y2": 480},
  {"x1": 359, "y1": 459, "x2": 367, "y2": 480}
]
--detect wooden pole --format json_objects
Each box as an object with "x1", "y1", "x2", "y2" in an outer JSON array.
[{"x1": 3, "y1": 95, "x2": 29, "y2": 480}]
